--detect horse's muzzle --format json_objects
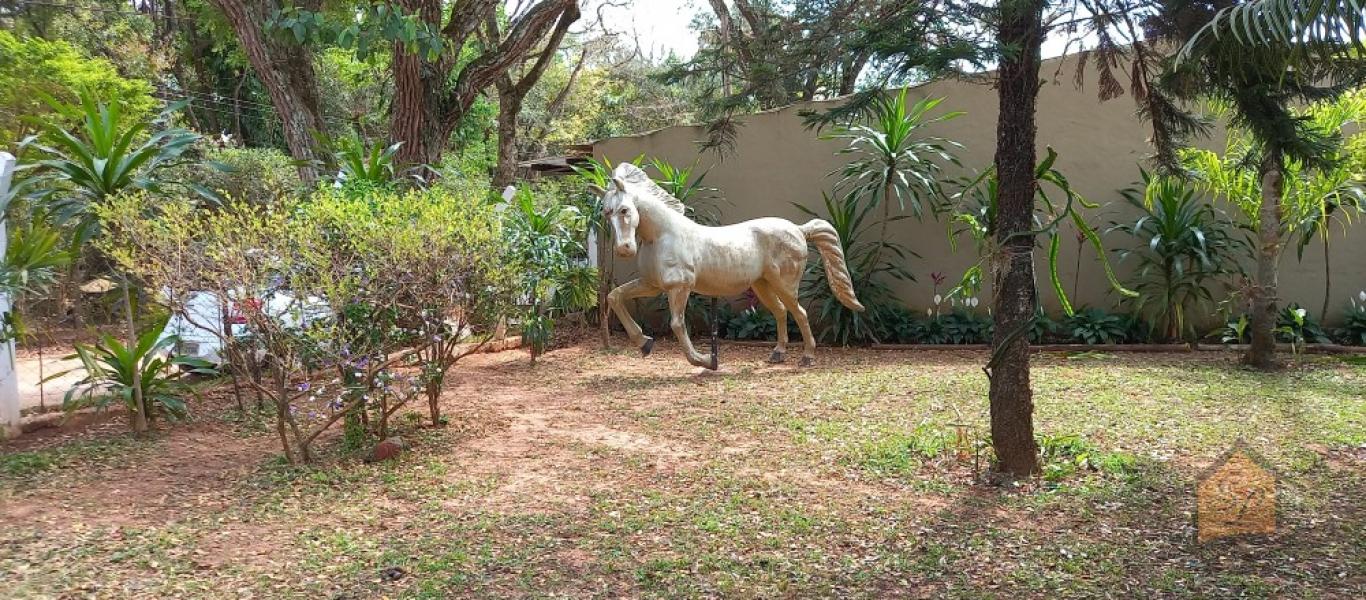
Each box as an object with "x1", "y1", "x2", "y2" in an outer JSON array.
[{"x1": 615, "y1": 244, "x2": 637, "y2": 258}]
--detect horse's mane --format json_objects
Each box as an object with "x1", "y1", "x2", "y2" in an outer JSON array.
[{"x1": 613, "y1": 163, "x2": 687, "y2": 215}]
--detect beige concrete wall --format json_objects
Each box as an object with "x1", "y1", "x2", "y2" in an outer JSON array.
[{"x1": 591, "y1": 54, "x2": 1366, "y2": 327}]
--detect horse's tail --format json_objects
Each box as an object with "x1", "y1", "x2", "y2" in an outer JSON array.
[{"x1": 800, "y1": 219, "x2": 865, "y2": 312}]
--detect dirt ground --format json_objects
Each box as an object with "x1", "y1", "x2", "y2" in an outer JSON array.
[{"x1": 1, "y1": 338, "x2": 1362, "y2": 598}]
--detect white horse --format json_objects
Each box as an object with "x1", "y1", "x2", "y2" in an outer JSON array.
[{"x1": 593, "y1": 163, "x2": 864, "y2": 369}]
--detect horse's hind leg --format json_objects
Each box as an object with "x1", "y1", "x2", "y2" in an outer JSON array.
[
  {"x1": 608, "y1": 278, "x2": 661, "y2": 356},
  {"x1": 750, "y1": 280, "x2": 788, "y2": 363},
  {"x1": 666, "y1": 286, "x2": 715, "y2": 369},
  {"x1": 772, "y1": 279, "x2": 817, "y2": 367}
]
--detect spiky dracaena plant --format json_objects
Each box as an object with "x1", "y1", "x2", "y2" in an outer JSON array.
[{"x1": 1109, "y1": 170, "x2": 1245, "y2": 342}]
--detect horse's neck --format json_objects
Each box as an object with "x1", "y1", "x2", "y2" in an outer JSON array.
[{"x1": 635, "y1": 197, "x2": 694, "y2": 243}]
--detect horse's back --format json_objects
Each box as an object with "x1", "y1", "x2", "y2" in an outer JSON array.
[{"x1": 679, "y1": 217, "x2": 807, "y2": 296}]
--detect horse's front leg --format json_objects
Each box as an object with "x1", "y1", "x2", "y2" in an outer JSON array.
[
  {"x1": 608, "y1": 278, "x2": 661, "y2": 356},
  {"x1": 666, "y1": 286, "x2": 716, "y2": 370}
]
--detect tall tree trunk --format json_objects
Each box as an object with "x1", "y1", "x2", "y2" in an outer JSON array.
[
  {"x1": 1246, "y1": 148, "x2": 1283, "y2": 369},
  {"x1": 488, "y1": 4, "x2": 578, "y2": 187},
  {"x1": 208, "y1": 0, "x2": 326, "y2": 184},
  {"x1": 391, "y1": 0, "x2": 577, "y2": 167},
  {"x1": 987, "y1": 0, "x2": 1044, "y2": 478},
  {"x1": 493, "y1": 88, "x2": 522, "y2": 189},
  {"x1": 390, "y1": 42, "x2": 449, "y2": 166}
]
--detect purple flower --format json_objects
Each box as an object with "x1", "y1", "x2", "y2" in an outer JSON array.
[{"x1": 297, "y1": 382, "x2": 311, "y2": 392}]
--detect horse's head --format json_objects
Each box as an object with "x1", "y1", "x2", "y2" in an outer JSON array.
[{"x1": 590, "y1": 173, "x2": 643, "y2": 258}]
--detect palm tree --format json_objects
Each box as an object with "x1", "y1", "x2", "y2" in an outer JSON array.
[{"x1": 1149, "y1": 0, "x2": 1366, "y2": 368}]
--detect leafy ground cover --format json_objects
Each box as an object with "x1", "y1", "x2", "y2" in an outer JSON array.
[{"x1": 2, "y1": 339, "x2": 1362, "y2": 598}]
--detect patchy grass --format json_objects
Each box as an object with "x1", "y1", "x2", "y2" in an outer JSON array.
[
  {"x1": 0, "y1": 434, "x2": 142, "y2": 480},
  {"x1": 1, "y1": 342, "x2": 1363, "y2": 598}
]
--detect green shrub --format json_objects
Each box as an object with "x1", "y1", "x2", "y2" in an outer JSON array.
[
  {"x1": 874, "y1": 304, "x2": 922, "y2": 344},
  {"x1": 917, "y1": 310, "x2": 991, "y2": 344},
  {"x1": 1037, "y1": 433, "x2": 1138, "y2": 482},
  {"x1": 1110, "y1": 170, "x2": 1245, "y2": 342},
  {"x1": 1275, "y1": 304, "x2": 1331, "y2": 346},
  {"x1": 1061, "y1": 307, "x2": 1131, "y2": 345},
  {"x1": 181, "y1": 147, "x2": 303, "y2": 205},
  {"x1": 723, "y1": 305, "x2": 778, "y2": 341},
  {"x1": 1335, "y1": 294, "x2": 1366, "y2": 346},
  {"x1": 57, "y1": 314, "x2": 215, "y2": 425}
]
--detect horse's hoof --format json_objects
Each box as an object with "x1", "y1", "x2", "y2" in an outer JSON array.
[
  {"x1": 799, "y1": 356, "x2": 815, "y2": 367},
  {"x1": 768, "y1": 351, "x2": 786, "y2": 364},
  {"x1": 640, "y1": 337, "x2": 655, "y2": 357}
]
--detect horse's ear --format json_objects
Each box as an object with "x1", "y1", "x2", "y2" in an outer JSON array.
[
  {"x1": 612, "y1": 177, "x2": 628, "y2": 191},
  {"x1": 587, "y1": 184, "x2": 605, "y2": 196}
]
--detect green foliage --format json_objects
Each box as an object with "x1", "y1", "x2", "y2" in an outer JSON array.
[
  {"x1": 857, "y1": 424, "x2": 953, "y2": 475},
  {"x1": 868, "y1": 305, "x2": 999, "y2": 346},
  {"x1": 1110, "y1": 169, "x2": 1245, "y2": 342},
  {"x1": 0, "y1": 220, "x2": 70, "y2": 299},
  {"x1": 1182, "y1": 93, "x2": 1366, "y2": 242},
  {"x1": 503, "y1": 185, "x2": 596, "y2": 361},
  {"x1": 1274, "y1": 304, "x2": 1332, "y2": 348},
  {"x1": 1218, "y1": 314, "x2": 1251, "y2": 345},
  {"x1": 0, "y1": 30, "x2": 154, "y2": 144},
  {"x1": 174, "y1": 146, "x2": 303, "y2": 205},
  {"x1": 918, "y1": 310, "x2": 992, "y2": 345},
  {"x1": 1336, "y1": 293, "x2": 1366, "y2": 346},
  {"x1": 98, "y1": 183, "x2": 515, "y2": 459},
  {"x1": 720, "y1": 304, "x2": 779, "y2": 341},
  {"x1": 21, "y1": 91, "x2": 210, "y2": 245},
  {"x1": 1179, "y1": 0, "x2": 1366, "y2": 67},
  {"x1": 1216, "y1": 305, "x2": 1333, "y2": 347},
  {"x1": 828, "y1": 92, "x2": 961, "y2": 219},
  {"x1": 316, "y1": 48, "x2": 392, "y2": 138},
  {"x1": 647, "y1": 157, "x2": 720, "y2": 224},
  {"x1": 56, "y1": 314, "x2": 215, "y2": 424},
  {"x1": 1037, "y1": 434, "x2": 1137, "y2": 483},
  {"x1": 267, "y1": 3, "x2": 444, "y2": 61},
  {"x1": 873, "y1": 304, "x2": 922, "y2": 344},
  {"x1": 331, "y1": 133, "x2": 402, "y2": 186},
  {"x1": 1061, "y1": 308, "x2": 1131, "y2": 345},
  {"x1": 795, "y1": 192, "x2": 915, "y2": 345},
  {"x1": 0, "y1": 220, "x2": 71, "y2": 343},
  {"x1": 947, "y1": 149, "x2": 1135, "y2": 318}
]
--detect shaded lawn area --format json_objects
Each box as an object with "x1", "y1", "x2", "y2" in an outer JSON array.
[{"x1": 1, "y1": 341, "x2": 1363, "y2": 598}]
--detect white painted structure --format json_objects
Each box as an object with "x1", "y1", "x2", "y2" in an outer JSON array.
[{"x1": 1, "y1": 152, "x2": 21, "y2": 438}]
